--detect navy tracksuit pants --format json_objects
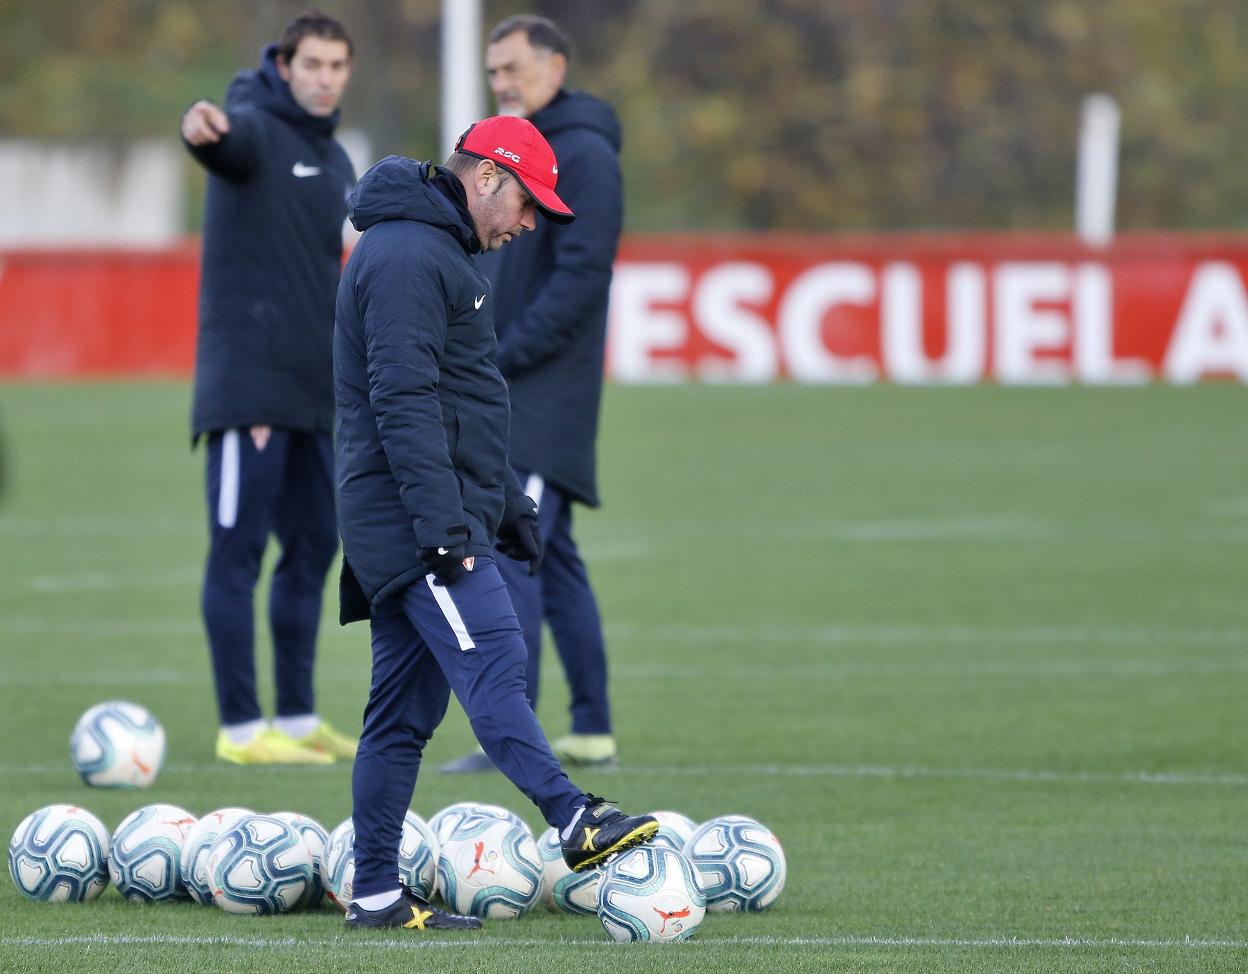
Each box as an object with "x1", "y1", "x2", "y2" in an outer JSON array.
[
  {"x1": 498, "y1": 471, "x2": 612, "y2": 734},
  {"x1": 201, "y1": 428, "x2": 338, "y2": 725},
  {"x1": 350, "y1": 557, "x2": 585, "y2": 898}
]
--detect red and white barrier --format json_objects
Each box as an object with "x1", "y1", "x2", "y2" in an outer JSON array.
[
  {"x1": 608, "y1": 234, "x2": 1248, "y2": 384},
  {"x1": 2, "y1": 235, "x2": 1247, "y2": 382}
]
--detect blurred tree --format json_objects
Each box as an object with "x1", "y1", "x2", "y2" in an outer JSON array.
[{"x1": 2, "y1": 0, "x2": 1246, "y2": 231}]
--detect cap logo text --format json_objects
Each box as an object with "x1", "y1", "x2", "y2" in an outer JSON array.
[{"x1": 494, "y1": 147, "x2": 522, "y2": 163}]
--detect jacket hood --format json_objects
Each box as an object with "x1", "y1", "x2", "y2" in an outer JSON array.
[
  {"x1": 224, "y1": 44, "x2": 339, "y2": 137},
  {"x1": 529, "y1": 90, "x2": 622, "y2": 152},
  {"x1": 348, "y1": 156, "x2": 480, "y2": 252}
]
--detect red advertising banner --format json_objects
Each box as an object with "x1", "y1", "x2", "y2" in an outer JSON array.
[
  {"x1": 609, "y1": 234, "x2": 1248, "y2": 384},
  {"x1": 3, "y1": 235, "x2": 1248, "y2": 382}
]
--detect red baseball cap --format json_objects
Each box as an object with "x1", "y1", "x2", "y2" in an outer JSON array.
[{"x1": 455, "y1": 115, "x2": 575, "y2": 224}]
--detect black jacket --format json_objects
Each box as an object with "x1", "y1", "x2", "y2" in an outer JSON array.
[
  {"x1": 476, "y1": 90, "x2": 623, "y2": 507},
  {"x1": 185, "y1": 45, "x2": 355, "y2": 438},
  {"x1": 334, "y1": 157, "x2": 527, "y2": 606}
]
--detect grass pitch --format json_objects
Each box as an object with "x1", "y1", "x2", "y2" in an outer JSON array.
[{"x1": 0, "y1": 380, "x2": 1245, "y2": 974}]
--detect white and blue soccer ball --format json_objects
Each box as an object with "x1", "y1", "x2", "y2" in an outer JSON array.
[
  {"x1": 535, "y1": 825, "x2": 599, "y2": 915},
  {"x1": 647, "y1": 810, "x2": 698, "y2": 853},
  {"x1": 179, "y1": 807, "x2": 254, "y2": 906},
  {"x1": 269, "y1": 811, "x2": 330, "y2": 909},
  {"x1": 685, "y1": 814, "x2": 786, "y2": 912},
  {"x1": 69, "y1": 700, "x2": 165, "y2": 789},
  {"x1": 429, "y1": 801, "x2": 532, "y2": 846},
  {"x1": 8, "y1": 804, "x2": 111, "y2": 903},
  {"x1": 597, "y1": 844, "x2": 706, "y2": 943},
  {"x1": 437, "y1": 814, "x2": 542, "y2": 919},
  {"x1": 205, "y1": 814, "x2": 314, "y2": 915},
  {"x1": 399, "y1": 810, "x2": 440, "y2": 898},
  {"x1": 108, "y1": 803, "x2": 196, "y2": 902},
  {"x1": 323, "y1": 810, "x2": 439, "y2": 909},
  {"x1": 322, "y1": 816, "x2": 354, "y2": 909}
]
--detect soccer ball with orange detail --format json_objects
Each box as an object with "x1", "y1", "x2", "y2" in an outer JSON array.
[
  {"x1": 596, "y1": 845, "x2": 706, "y2": 943},
  {"x1": 69, "y1": 700, "x2": 165, "y2": 788}
]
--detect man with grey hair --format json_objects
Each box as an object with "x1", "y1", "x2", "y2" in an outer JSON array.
[{"x1": 442, "y1": 13, "x2": 624, "y2": 774}]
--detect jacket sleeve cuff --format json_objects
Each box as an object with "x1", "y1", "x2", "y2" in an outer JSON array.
[{"x1": 414, "y1": 521, "x2": 470, "y2": 548}]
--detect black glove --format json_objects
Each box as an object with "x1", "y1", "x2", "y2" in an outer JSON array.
[
  {"x1": 422, "y1": 544, "x2": 468, "y2": 586},
  {"x1": 496, "y1": 509, "x2": 542, "y2": 576},
  {"x1": 338, "y1": 558, "x2": 371, "y2": 625}
]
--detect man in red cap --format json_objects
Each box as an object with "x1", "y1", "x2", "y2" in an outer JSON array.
[{"x1": 332, "y1": 116, "x2": 658, "y2": 931}]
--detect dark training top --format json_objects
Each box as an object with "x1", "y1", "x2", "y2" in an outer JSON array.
[
  {"x1": 184, "y1": 44, "x2": 355, "y2": 438},
  {"x1": 476, "y1": 90, "x2": 623, "y2": 508},
  {"x1": 333, "y1": 157, "x2": 528, "y2": 606}
]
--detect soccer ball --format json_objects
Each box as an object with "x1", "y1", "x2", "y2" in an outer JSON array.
[
  {"x1": 322, "y1": 816, "x2": 353, "y2": 908},
  {"x1": 179, "y1": 807, "x2": 254, "y2": 905},
  {"x1": 109, "y1": 803, "x2": 196, "y2": 902},
  {"x1": 206, "y1": 814, "x2": 314, "y2": 915},
  {"x1": 436, "y1": 815, "x2": 542, "y2": 918},
  {"x1": 597, "y1": 845, "x2": 706, "y2": 943},
  {"x1": 323, "y1": 810, "x2": 439, "y2": 909},
  {"x1": 429, "y1": 801, "x2": 532, "y2": 845},
  {"x1": 69, "y1": 700, "x2": 165, "y2": 788},
  {"x1": 685, "y1": 814, "x2": 786, "y2": 912},
  {"x1": 535, "y1": 825, "x2": 598, "y2": 915},
  {"x1": 8, "y1": 804, "x2": 110, "y2": 903},
  {"x1": 269, "y1": 811, "x2": 329, "y2": 909},
  {"x1": 648, "y1": 810, "x2": 698, "y2": 853},
  {"x1": 398, "y1": 810, "x2": 440, "y2": 899}
]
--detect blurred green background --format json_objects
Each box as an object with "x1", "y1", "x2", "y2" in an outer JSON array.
[{"x1": 3, "y1": 0, "x2": 1247, "y2": 232}]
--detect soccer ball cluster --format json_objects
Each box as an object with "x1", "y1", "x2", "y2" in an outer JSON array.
[
  {"x1": 427, "y1": 802, "x2": 786, "y2": 944},
  {"x1": 7, "y1": 802, "x2": 331, "y2": 915},
  {"x1": 8, "y1": 794, "x2": 785, "y2": 943},
  {"x1": 590, "y1": 810, "x2": 787, "y2": 943}
]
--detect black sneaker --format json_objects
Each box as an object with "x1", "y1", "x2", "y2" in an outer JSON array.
[
  {"x1": 345, "y1": 887, "x2": 483, "y2": 931},
  {"x1": 561, "y1": 795, "x2": 659, "y2": 872}
]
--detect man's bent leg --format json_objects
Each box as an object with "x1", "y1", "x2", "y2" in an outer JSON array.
[
  {"x1": 397, "y1": 559, "x2": 584, "y2": 831},
  {"x1": 438, "y1": 467, "x2": 545, "y2": 773}
]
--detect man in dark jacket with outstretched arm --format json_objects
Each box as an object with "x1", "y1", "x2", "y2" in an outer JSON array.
[
  {"x1": 182, "y1": 11, "x2": 358, "y2": 766},
  {"x1": 334, "y1": 116, "x2": 658, "y2": 931},
  {"x1": 442, "y1": 14, "x2": 624, "y2": 774}
]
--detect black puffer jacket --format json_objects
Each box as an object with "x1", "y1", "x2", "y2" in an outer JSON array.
[
  {"x1": 334, "y1": 157, "x2": 527, "y2": 606},
  {"x1": 476, "y1": 90, "x2": 623, "y2": 507},
  {"x1": 185, "y1": 44, "x2": 355, "y2": 438}
]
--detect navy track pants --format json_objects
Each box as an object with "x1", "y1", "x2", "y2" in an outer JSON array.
[
  {"x1": 498, "y1": 471, "x2": 612, "y2": 734},
  {"x1": 350, "y1": 556, "x2": 585, "y2": 898},
  {"x1": 201, "y1": 428, "x2": 338, "y2": 725}
]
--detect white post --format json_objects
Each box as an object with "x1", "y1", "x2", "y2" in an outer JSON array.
[
  {"x1": 1075, "y1": 93, "x2": 1120, "y2": 248},
  {"x1": 441, "y1": 0, "x2": 484, "y2": 160}
]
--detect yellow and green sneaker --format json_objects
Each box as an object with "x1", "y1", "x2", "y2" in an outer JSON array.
[
  {"x1": 293, "y1": 720, "x2": 358, "y2": 759},
  {"x1": 551, "y1": 733, "x2": 618, "y2": 768},
  {"x1": 215, "y1": 728, "x2": 335, "y2": 766}
]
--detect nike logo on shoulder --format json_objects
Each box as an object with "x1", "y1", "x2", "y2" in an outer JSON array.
[
  {"x1": 292, "y1": 162, "x2": 321, "y2": 178},
  {"x1": 474, "y1": 294, "x2": 486, "y2": 310}
]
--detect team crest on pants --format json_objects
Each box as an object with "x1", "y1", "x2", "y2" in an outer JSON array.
[{"x1": 462, "y1": 557, "x2": 475, "y2": 572}]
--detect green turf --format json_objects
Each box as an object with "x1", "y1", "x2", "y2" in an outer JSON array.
[{"x1": 0, "y1": 381, "x2": 1245, "y2": 974}]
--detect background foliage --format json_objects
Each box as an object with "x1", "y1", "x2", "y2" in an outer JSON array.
[{"x1": 2, "y1": 0, "x2": 1247, "y2": 231}]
